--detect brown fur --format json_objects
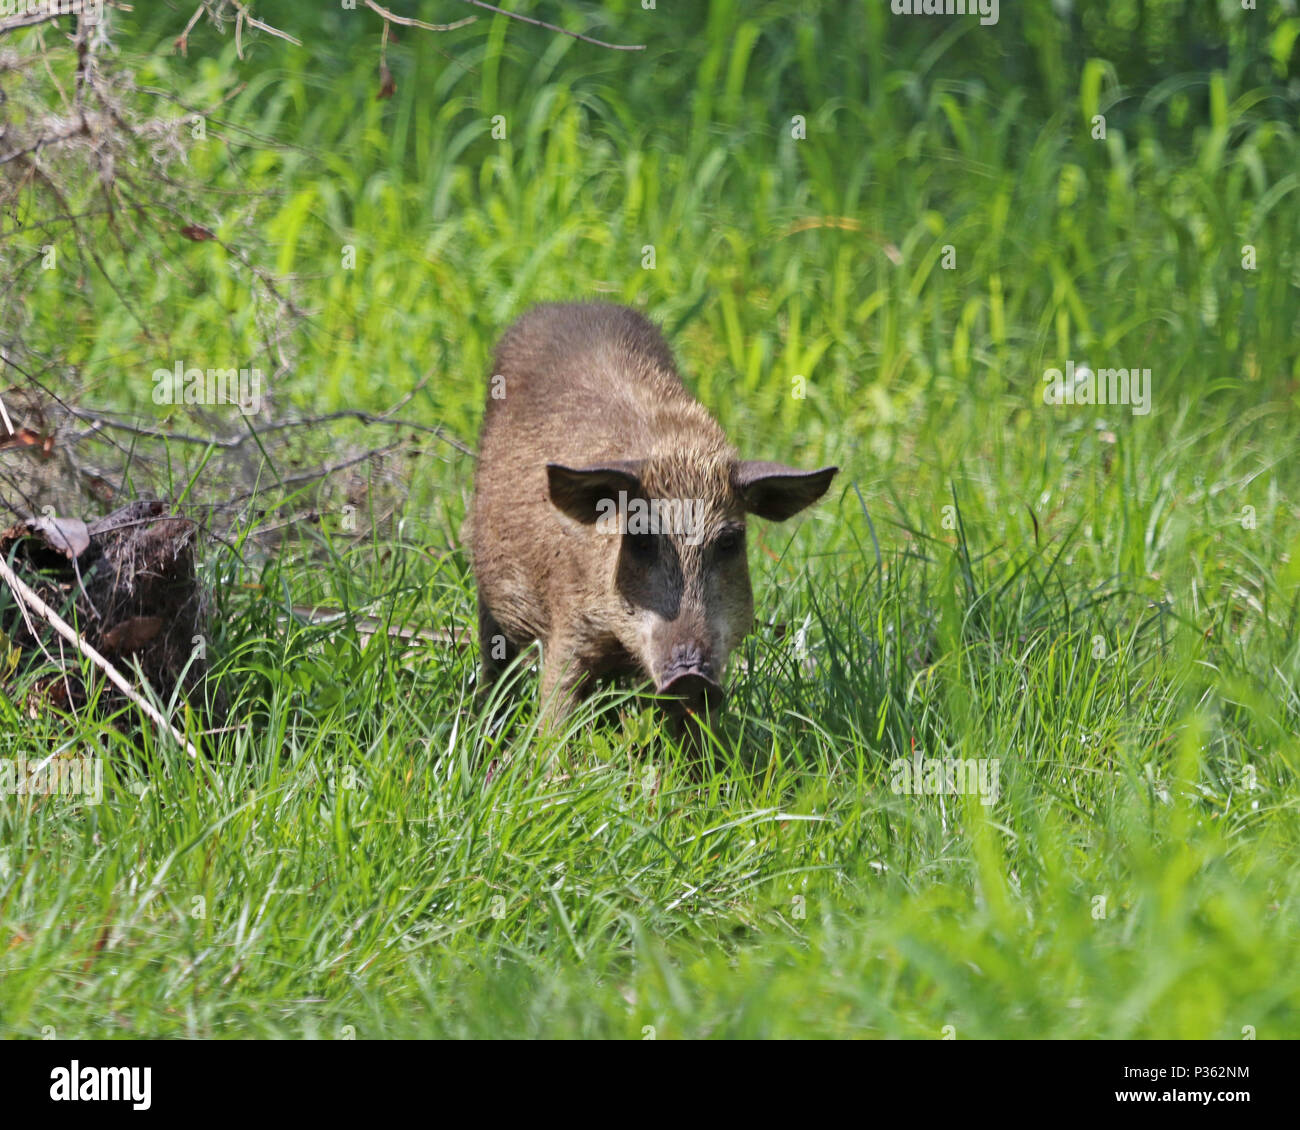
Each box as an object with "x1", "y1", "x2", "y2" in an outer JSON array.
[{"x1": 468, "y1": 303, "x2": 836, "y2": 724}]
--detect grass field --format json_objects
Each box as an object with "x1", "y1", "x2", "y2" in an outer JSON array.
[{"x1": 2, "y1": 1, "x2": 1299, "y2": 1038}]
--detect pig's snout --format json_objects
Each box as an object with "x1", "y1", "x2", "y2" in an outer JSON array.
[
  {"x1": 657, "y1": 642, "x2": 725, "y2": 715},
  {"x1": 663, "y1": 641, "x2": 714, "y2": 682}
]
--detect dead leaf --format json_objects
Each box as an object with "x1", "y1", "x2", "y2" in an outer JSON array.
[
  {"x1": 25, "y1": 515, "x2": 90, "y2": 559},
  {"x1": 0, "y1": 427, "x2": 55, "y2": 458},
  {"x1": 377, "y1": 62, "x2": 396, "y2": 100},
  {"x1": 100, "y1": 616, "x2": 163, "y2": 654},
  {"x1": 86, "y1": 475, "x2": 116, "y2": 504},
  {"x1": 180, "y1": 224, "x2": 216, "y2": 241}
]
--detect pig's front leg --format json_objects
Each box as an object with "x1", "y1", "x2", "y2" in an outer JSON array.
[
  {"x1": 476, "y1": 594, "x2": 519, "y2": 694},
  {"x1": 536, "y1": 633, "x2": 596, "y2": 726}
]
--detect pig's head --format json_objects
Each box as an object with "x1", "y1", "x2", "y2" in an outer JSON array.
[{"x1": 546, "y1": 453, "x2": 837, "y2": 726}]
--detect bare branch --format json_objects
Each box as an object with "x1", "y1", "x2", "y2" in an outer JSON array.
[
  {"x1": 66, "y1": 404, "x2": 476, "y2": 459},
  {"x1": 174, "y1": 4, "x2": 206, "y2": 56},
  {"x1": 363, "y1": 1, "x2": 476, "y2": 34},
  {"x1": 227, "y1": 1, "x2": 301, "y2": 51},
  {"x1": 365, "y1": 0, "x2": 643, "y2": 52},
  {"x1": 452, "y1": 0, "x2": 644, "y2": 50}
]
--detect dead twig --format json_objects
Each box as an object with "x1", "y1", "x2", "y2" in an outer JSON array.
[
  {"x1": 449, "y1": 0, "x2": 644, "y2": 50},
  {"x1": 228, "y1": 1, "x2": 301, "y2": 56},
  {"x1": 217, "y1": 441, "x2": 404, "y2": 508},
  {"x1": 363, "y1": 1, "x2": 476, "y2": 35},
  {"x1": 174, "y1": 4, "x2": 205, "y2": 56},
  {"x1": 361, "y1": 0, "x2": 642, "y2": 51},
  {"x1": 67, "y1": 406, "x2": 475, "y2": 458}
]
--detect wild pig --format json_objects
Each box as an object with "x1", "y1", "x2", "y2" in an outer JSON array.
[{"x1": 468, "y1": 303, "x2": 836, "y2": 729}]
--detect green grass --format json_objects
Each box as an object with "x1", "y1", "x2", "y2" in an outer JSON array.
[{"x1": 1, "y1": 0, "x2": 1299, "y2": 1038}]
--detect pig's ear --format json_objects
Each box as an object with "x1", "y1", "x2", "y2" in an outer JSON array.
[
  {"x1": 546, "y1": 461, "x2": 644, "y2": 524},
  {"x1": 733, "y1": 461, "x2": 838, "y2": 521}
]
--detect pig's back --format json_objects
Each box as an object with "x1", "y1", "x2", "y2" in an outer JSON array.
[{"x1": 480, "y1": 303, "x2": 693, "y2": 459}]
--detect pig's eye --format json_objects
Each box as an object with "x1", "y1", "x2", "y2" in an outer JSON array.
[
  {"x1": 626, "y1": 533, "x2": 657, "y2": 562},
  {"x1": 714, "y1": 530, "x2": 743, "y2": 555}
]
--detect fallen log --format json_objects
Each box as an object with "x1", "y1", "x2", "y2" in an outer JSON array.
[{"x1": 0, "y1": 500, "x2": 209, "y2": 748}]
